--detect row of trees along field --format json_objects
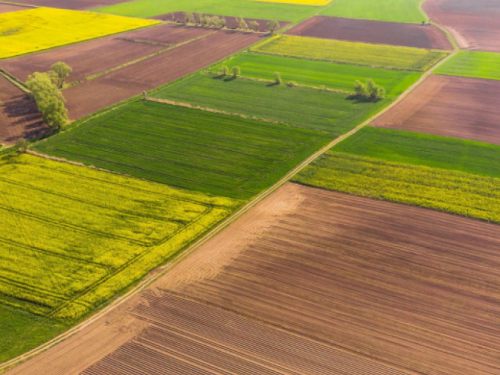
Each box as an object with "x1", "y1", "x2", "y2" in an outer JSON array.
[{"x1": 182, "y1": 12, "x2": 279, "y2": 33}]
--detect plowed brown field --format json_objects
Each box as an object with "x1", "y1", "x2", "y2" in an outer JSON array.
[
  {"x1": 152, "y1": 13, "x2": 291, "y2": 33},
  {"x1": 0, "y1": 24, "x2": 212, "y2": 84},
  {"x1": 371, "y1": 75, "x2": 500, "y2": 144},
  {"x1": 286, "y1": 16, "x2": 453, "y2": 50},
  {"x1": 0, "y1": 75, "x2": 48, "y2": 145},
  {"x1": 0, "y1": 3, "x2": 30, "y2": 13},
  {"x1": 12, "y1": 0, "x2": 128, "y2": 10},
  {"x1": 424, "y1": 0, "x2": 500, "y2": 52},
  {"x1": 62, "y1": 30, "x2": 262, "y2": 119}
]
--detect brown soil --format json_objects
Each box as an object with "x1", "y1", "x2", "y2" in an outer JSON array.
[
  {"x1": 286, "y1": 16, "x2": 453, "y2": 50},
  {"x1": 116, "y1": 22, "x2": 214, "y2": 45},
  {"x1": 0, "y1": 75, "x2": 48, "y2": 145},
  {"x1": 12, "y1": 0, "x2": 129, "y2": 10},
  {"x1": 62, "y1": 30, "x2": 262, "y2": 120},
  {"x1": 152, "y1": 12, "x2": 291, "y2": 33},
  {"x1": 371, "y1": 74, "x2": 500, "y2": 145},
  {"x1": 0, "y1": 3, "x2": 31, "y2": 13},
  {"x1": 424, "y1": 0, "x2": 500, "y2": 52}
]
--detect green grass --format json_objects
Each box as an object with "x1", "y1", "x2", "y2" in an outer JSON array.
[
  {"x1": 0, "y1": 153, "x2": 239, "y2": 323},
  {"x1": 94, "y1": 0, "x2": 317, "y2": 22},
  {"x1": 0, "y1": 304, "x2": 67, "y2": 364},
  {"x1": 335, "y1": 127, "x2": 500, "y2": 179},
  {"x1": 252, "y1": 35, "x2": 448, "y2": 72},
  {"x1": 210, "y1": 53, "x2": 421, "y2": 96},
  {"x1": 294, "y1": 152, "x2": 500, "y2": 223},
  {"x1": 35, "y1": 101, "x2": 330, "y2": 199},
  {"x1": 319, "y1": 0, "x2": 428, "y2": 24},
  {"x1": 151, "y1": 74, "x2": 390, "y2": 134},
  {"x1": 434, "y1": 51, "x2": 500, "y2": 81}
]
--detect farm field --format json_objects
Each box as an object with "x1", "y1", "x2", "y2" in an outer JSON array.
[
  {"x1": 424, "y1": 0, "x2": 500, "y2": 52},
  {"x1": 0, "y1": 8, "x2": 158, "y2": 60},
  {"x1": 210, "y1": 54, "x2": 421, "y2": 96},
  {"x1": 434, "y1": 50, "x2": 500, "y2": 81},
  {"x1": 320, "y1": 0, "x2": 428, "y2": 23},
  {"x1": 250, "y1": 0, "x2": 333, "y2": 5},
  {"x1": 35, "y1": 101, "x2": 330, "y2": 199},
  {"x1": 251, "y1": 35, "x2": 449, "y2": 71},
  {"x1": 0, "y1": 75, "x2": 48, "y2": 145},
  {"x1": 95, "y1": 0, "x2": 317, "y2": 22},
  {"x1": 61, "y1": 30, "x2": 261, "y2": 119},
  {"x1": 0, "y1": 23, "x2": 213, "y2": 85},
  {"x1": 286, "y1": 16, "x2": 453, "y2": 50},
  {"x1": 0, "y1": 4, "x2": 30, "y2": 13},
  {"x1": 0, "y1": 153, "x2": 239, "y2": 323},
  {"x1": 336, "y1": 127, "x2": 500, "y2": 179},
  {"x1": 152, "y1": 73, "x2": 389, "y2": 135},
  {"x1": 295, "y1": 151, "x2": 500, "y2": 223},
  {"x1": 371, "y1": 75, "x2": 500, "y2": 145},
  {"x1": 13, "y1": 0, "x2": 130, "y2": 9},
  {"x1": 72, "y1": 183, "x2": 500, "y2": 375}
]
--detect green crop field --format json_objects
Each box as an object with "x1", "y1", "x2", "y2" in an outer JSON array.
[
  {"x1": 0, "y1": 153, "x2": 239, "y2": 323},
  {"x1": 210, "y1": 53, "x2": 421, "y2": 96},
  {"x1": 151, "y1": 74, "x2": 389, "y2": 134},
  {"x1": 95, "y1": 0, "x2": 316, "y2": 22},
  {"x1": 35, "y1": 101, "x2": 330, "y2": 199},
  {"x1": 294, "y1": 152, "x2": 500, "y2": 223},
  {"x1": 434, "y1": 51, "x2": 500, "y2": 81},
  {"x1": 0, "y1": 304, "x2": 67, "y2": 363},
  {"x1": 319, "y1": 0, "x2": 428, "y2": 23},
  {"x1": 335, "y1": 127, "x2": 500, "y2": 178},
  {"x1": 252, "y1": 35, "x2": 448, "y2": 71}
]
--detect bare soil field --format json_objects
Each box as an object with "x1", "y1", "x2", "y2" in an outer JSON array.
[
  {"x1": 424, "y1": 0, "x2": 500, "y2": 52},
  {"x1": 117, "y1": 22, "x2": 214, "y2": 45},
  {"x1": 0, "y1": 75, "x2": 48, "y2": 145},
  {"x1": 286, "y1": 16, "x2": 453, "y2": 50},
  {"x1": 372, "y1": 75, "x2": 500, "y2": 145},
  {"x1": 0, "y1": 3, "x2": 30, "y2": 13},
  {"x1": 62, "y1": 30, "x2": 262, "y2": 119},
  {"x1": 152, "y1": 13, "x2": 291, "y2": 33},
  {"x1": 13, "y1": 0, "x2": 129, "y2": 10}
]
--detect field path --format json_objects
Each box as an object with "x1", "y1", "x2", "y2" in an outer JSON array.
[{"x1": 1, "y1": 12, "x2": 459, "y2": 375}]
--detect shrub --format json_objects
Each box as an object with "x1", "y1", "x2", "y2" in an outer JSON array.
[
  {"x1": 275, "y1": 72, "x2": 282, "y2": 85},
  {"x1": 220, "y1": 18, "x2": 226, "y2": 28},
  {"x1": 238, "y1": 17, "x2": 248, "y2": 30},
  {"x1": 250, "y1": 20, "x2": 260, "y2": 31},
  {"x1": 220, "y1": 65, "x2": 229, "y2": 76},
  {"x1": 267, "y1": 20, "x2": 280, "y2": 34},
  {"x1": 183, "y1": 11, "x2": 195, "y2": 24},
  {"x1": 16, "y1": 138, "x2": 28, "y2": 152},
  {"x1": 232, "y1": 66, "x2": 241, "y2": 78},
  {"x1": 286, "y1": 81, "x2": 297, "y2": 87},
  {"x1": 354, "y1": 79, "x2": 385, "y2": 99}
]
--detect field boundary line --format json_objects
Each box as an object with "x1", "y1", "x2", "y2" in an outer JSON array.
[{"x1": 0, "y1": 69, "x2": 29, "y2": 94}]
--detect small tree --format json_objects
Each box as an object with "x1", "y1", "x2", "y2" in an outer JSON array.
[
  {"x1": 354, "y1": 80, "x2": 366, "y2": 96},
  {"x1": 275, "y1": 72, "x2": 282, "y2": 85},
  {"x1": 354, "y1": 79, "x2": 385, "y2": 100},
  {"x1": 267, "y1": 20, "x2": 280, "y2": 34},
  {"x1": 238, "y1": 17, "x2": 248, "y2": 30},
  {"x1": 184, "y1": 11, "x2": 195, "y2": 24},
  {"x1": 232, "y1": 66, "x2": 241, "y2": 78},
  {"x1": 49, "y1": 62, "x2": 72, "y2": 89},
  {"x1": 16, "y1": 138, "x2": 28, "y2": 153},
  {"x1": 196, "y1": 13, "x2": 203, "y2": 25},
  {"x1": 249, "y1": 20, "x2": 260, "y2": 31},
  {"x1": 220, "y1": 17, "x2": 226, "y2": 28},
  {"x1": 220, "y1": 65, "x2": 229, "y2": 76},
  {"x1": 286, "y1": 81, "x2": 297, "y2": 87}
]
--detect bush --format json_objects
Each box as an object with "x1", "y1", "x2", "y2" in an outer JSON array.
[
  {"x1": 286, "y1": 81, "x2": 297, "y2": 87},
  {"x1": 16, "y1": 138, "x2": 28, "y2": 152},
  {"x1": 250, "y1": 20, "x2": 260, "y2": 31},
  {"x1": 238, "y1": 17, "x2": 248, "y2": 30},
  {"x1": 183, "y1": 11, "x2": 195, "y2": 24},
  {"x1": 220, "y1": 65, "x2": 229, "y2": 76},
  {"x1": 274, "y1": 72, "x2": 282, "y2": 85},
  {"x1": 354, "y1": 79, "x2": 385, "y2": 99},
  {"x1": 267, "y1": 20, "x2": 280, "y2": 34},
  {"x1": 232, "y1": 66, "x2": 241, "y2": 78},
  {"x1": 220, "y1": 18, "x2": 226, "y2": 28}
]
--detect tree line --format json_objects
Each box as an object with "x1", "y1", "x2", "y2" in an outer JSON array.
[{"x1": 182, "y1": 12, "x2": 279, "y2": 33}]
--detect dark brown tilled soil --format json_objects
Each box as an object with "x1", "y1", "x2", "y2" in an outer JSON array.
[
  {"x1": 424, "y1": 0, "x2": 500, "y2": 52},
  {"x1": 371, "y1": 74, "x2": 500, "y2": 145},
  {"x1": 116, "y1": 22, "x2": 214, "y2": 45},
  {"x1": 0, "y1": 75, "x2": 48, "y2": 145},
  {"x1": 286, "y1": 16, "x2": 453, "y2": 50},
  {"x1": 0, "y1": 3, "x2": 31, "y2": 13},
  {"x1": 11, "y1": 0, "x2": 129, "y2": 10}
]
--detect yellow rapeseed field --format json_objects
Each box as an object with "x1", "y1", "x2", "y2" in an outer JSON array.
[
  {"x1": 248, "y1": 0, "x2": 333, "y2": 5},
  {"x1": 0, "y1": 7, "x2": 159, "y2": 60}
]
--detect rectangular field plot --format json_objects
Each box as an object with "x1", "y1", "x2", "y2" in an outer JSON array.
[
  {"x1": 295, "y1": 151, "x2": 500, "y2": 223},
  {"x1": 434, "y1": 50, "x2": 500, "y2": 81},
  {"x1": 13, "y1": 0, "x2": 131, "y2": 10},
  {"x1": 152, "y1": 74, "x2": 389, "y2": 135},
  {"x1": 0, "y1": 153, "x2": 238, "y2": 322},
  {"x1": 0, "y1": 4, "x2": 30, "y2": 14},
  {"x1": 249, "y1": 0, "x2": 333, "y2": 5},
  {"x1": 286, "y1": 16, "x2": 453, "y2": 50},
  {"x1": 0, "y1": 7, "x2": 158, "y2": 60},
  {"x1": 87, "y1": 183, "x2": 500, "y2": 375},
  {"x1": 210, "y1": 53, "x2": 421, "y2": 96},
  {"x1": 35, "y1": 101, "x2": 330, "y2": 199},
  {"x1": 251, "y1": 35, "x2": 448, "y2": 71},
  {"x1": 372, "y1": 75, "x2": 500, "y2": 145}
]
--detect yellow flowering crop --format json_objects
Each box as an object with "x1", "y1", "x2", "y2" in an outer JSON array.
[{"x1": 0, "y1": 7, "x2": 159, "y2": 60}]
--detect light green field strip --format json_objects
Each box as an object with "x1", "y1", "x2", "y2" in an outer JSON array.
[
  {"x1": 210, "y1": 53, "x2": 422, "y2": 96},
  {"x1": 319, "y1": 0, "x2": 428, "y2": 23},
  {"x1": 0, "y1": 154, "x2": 239, "y2": 322},
  {"x1": 434, "y1": 51, "x2": 500, "y2": 81},
  {"x1": 94, "y1": 0, "x2": 317, "y2": 22},
  {"x1": 294, "y1": 152, "x2": 500, "y2": 224},
  {"x1": 251, "y1": 35, "x2": 449, "y2": 71}
]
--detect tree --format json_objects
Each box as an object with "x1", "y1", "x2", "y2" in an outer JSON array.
[
  {"x1": 220, "y1": 17, "x2": 226, "y2": 28},
  {"x1": 354, "y1": 79, "x2": 385, "y2": 100},
  {"x1": 196, "y1": 13, "x2": 203, "y2": 25},
  {"x1": 16, "y1": 138, "x2": 28, "y2": 153},
  {"x1": 249, "y1": 20, "x2": 260, "y2": 31},
  {"x1": 26, "y1": 72, "x2": 68, "y2": 130},
  {"x1": 267, "y1": 20, "x2": 280, "y2": 34},
  {"x1": 238, "y1": 17, "x2": 248, "y2": 30},
  {"x1": 232, "y1": 66, "x2": 241, "y2": 78},
  {"x1": 220, "y1": 65, "x2": 229, "y2": 76},
  {"x1": 49, "y1": 62, "x2": 72, "y2": 89},
  {"x1": 275, "y1": 72, "x2": 282, "y2": 85},
  {"x1": 184, "y1": 11, "x2": 195, "y2": 24},
  {"x1": 354, "y1": 80, "x2": 367, "y2": 96}
]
